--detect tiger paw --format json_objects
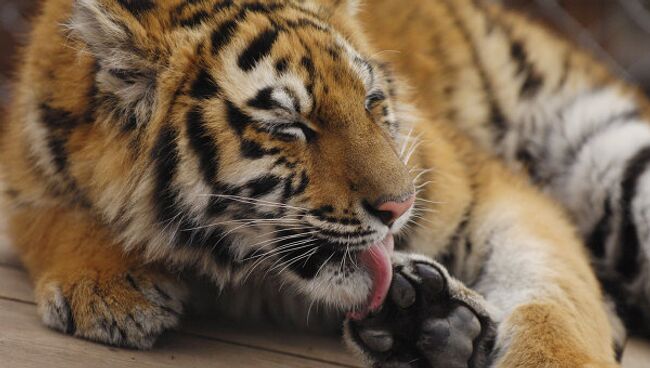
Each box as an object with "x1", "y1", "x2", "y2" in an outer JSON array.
[
  {"x1": 35, "y1": 267, "x2": 188, "y2": 349},
  {"x1": 345, "y1": 256, "x2": 495, "y2": 368}
]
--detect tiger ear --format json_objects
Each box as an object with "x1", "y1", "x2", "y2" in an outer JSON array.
[
  {"x1": 317, "y1": 0, "x2": 363, "y2": 17},
  {"x1": 69, "y1": 0, "x2": 158, "y2": 129}
]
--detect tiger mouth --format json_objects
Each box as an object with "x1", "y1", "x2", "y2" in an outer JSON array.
[
  {"x1": 295, "y1": 233, "x2": 396, "y2": 317},
  {"x1": 348, "y1": 234, "x2": 395, "y2": 320}
]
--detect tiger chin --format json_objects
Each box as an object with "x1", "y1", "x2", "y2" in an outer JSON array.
[{"x1": 0, "y1": 0, "x2": 624, "y2": 367}]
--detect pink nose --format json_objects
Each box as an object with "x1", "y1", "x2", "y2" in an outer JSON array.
[{"x1": 372, "y1": 194, "x2": 416, "y2": 226}]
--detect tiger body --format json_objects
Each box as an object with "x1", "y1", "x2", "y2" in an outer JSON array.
[{"x1": 1, "y1": 0, "x2": 643, "y2": 366}]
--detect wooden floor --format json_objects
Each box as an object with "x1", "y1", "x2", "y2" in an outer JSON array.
[{"x1": 1, "y1": 242, "x2": 649, "y2": 367}]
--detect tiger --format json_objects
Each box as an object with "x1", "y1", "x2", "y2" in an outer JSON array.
[{"x1": 1, "y1": 0, "x2": 642, "y2": 366}]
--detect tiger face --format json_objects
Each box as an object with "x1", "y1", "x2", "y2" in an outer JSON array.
[{"x1": 68, "y1": 0, "x2": 416, "y2": 313}]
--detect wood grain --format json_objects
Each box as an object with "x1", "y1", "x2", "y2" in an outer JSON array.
[
  {"x1": 0, "y1": 246, "x2": 361, "y2": 368},
  {"x1": 0, "y1": 298, "x2": 347, "y2": 368},
  {"x1": 0, "y1": 241, "x2": 648, "y2": 367}
]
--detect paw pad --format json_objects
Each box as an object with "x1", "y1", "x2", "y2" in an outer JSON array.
[{"x1": 347, "y1": 260, "x2": 493, "y2": 368}]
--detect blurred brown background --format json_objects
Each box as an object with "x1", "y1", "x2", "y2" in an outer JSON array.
[
  {"x1": 1, "y1": 0, "x2": 650, "y2": 108},
  {"x1": 0, "y1": 1, "x2": 37, "y2": 108}
]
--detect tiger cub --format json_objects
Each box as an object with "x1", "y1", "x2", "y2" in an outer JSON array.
[{"x1": 1, "y1": 0, "x2": 626, "y2": 367}]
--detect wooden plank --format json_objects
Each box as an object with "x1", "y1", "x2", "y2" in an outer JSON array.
[
  {"x1": 0, "y1": 265, "x2": 361, "y2": 367},
  {"x1": 183, "y1": 321, "x2": 362, "y2": 368},
  {"x1": 1, "y1": 260, "x2": 647, "y2": 368},
  {"x1": 0, "y1": 266, "x2": 33, "y2": 303},
  {"x1": 622, "y1": 338, "x2": 650, "y2": 368},
  {"x1": 0, "y1": 232, "x2": 20, "y2": 268},
  {"x1": 0, "y1": 298, "x2": 345, "y2": 368}
]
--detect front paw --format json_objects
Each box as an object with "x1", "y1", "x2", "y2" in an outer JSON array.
[
  {"x1": 36, "y1": 267, "x2": 188, "y2": 349},
  {"x1": 345, "y1": 256, "x2": 495, "y2": 367}
]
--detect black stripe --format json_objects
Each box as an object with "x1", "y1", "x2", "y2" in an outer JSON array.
[
  {"x1": 177, "y1": 223, "x2": 237, "y2": 266},
  {"x1": 240, "y1": 139, "x2": 280, "y2": 159},
  {"x1": 587, "y1": 198, "x2": 612, "y2": 258},
  {"x1": 316, "y1": 228, "x2": 375, "y2": 238},
  {"x1": 212, "y1": 20, "x2": 238, "y2": 55},
  {"x1": 40, "y1": 103, "x2": 78, "y2": 130},
  {"x1": 284, "y1": 18, "x2": 328, "y2": 32},
  {"x1": 172, "y1": 0, "x2": 200, "y2": 17},
  {"x1": 190, "y1": 68, "x2": 220, "y2": 100},
  {"x1": 207, "y1": 184, "x2": 240, "y2": 215},
  {"x1": 149, "y1": 164, "x2": 244, "y2": 266},
  {"x1": 301, "y1": 56, "x2": 315, "y2": 80},
  {"x1": 293, "y1": 171, "x2": 309, "y2": 196},
  {"x1": 239, "y1": 2, "x2": 284, "y2": 14},
  {"x1": 269, "y1": 233, "x2": 343, "y2": 279},
  {"x1": 47, "y1": 135, "x2": 69, "y2": 173},
  {"x1": 488, "y1": 104, "x2": 507, "y2": 136},
  {"x1": 40, "y1": 104, "x2": 77, "y2": 173},
  {"x1": 225, "y1": 100, "x2": 252, "y2": 135},
  {"x1": 213, "y1": 0, "x2": 235, "y2": 13},
  {"x1": 185, "y1": 107, "x2": 220, "y2": 184},
  {"x1": 246, "y1": 175, "x2": 282, "y2": 197},
  {"x1": 248, "y1": 87, "x2": 275, "y2": 110},
  {"x1": 150, "y1": 125, "x2": 231, "y2": 257},
  {"x1": 509, "y1": 40, "x2": 543, "y2": 98},
  {"x1": 179, "y1": 10, "x2": 211, "y2": 28},
  {"x1": 310, "y1": 205, "x2": 334, "y2": 217},
  {"x1": 238, "y1": 28, "x2": 279, "y2": 71},
  {"x1": 151, "y1": 125, "x2": 183, "y2": 225},
  {"x1": 209, "y1": 229, "x2": 238, "y2": 266},
  {"x1": 116, "y1": 0, "x2": 155, "y2": 15},
  {"x1": 275, "y1": 58, "x2": 289, "y2": 74},
  {"x1": 565, "y1": 109, "x2": 640, "y2": 166},
  {"x1": 281, "y1": 173, "x2": 297, "y2": 201},
  {"x1": 288, "y1": 246, "x2": 343, "y2": 279},
  {"x1": 300, "y1": 54, "x2": 316, "y2": 96},
  {"x1": 616, "y1": 146, "x2": 650, "y2": 279},
  {"x1": 520, "y1": 71, "x2": 543, "y2": 98},
  {"x1": 365, "y1": 91, "x2": 386, "y2": 111},
  {"x1": 38, "y1": 104, "x2": 91, "y2": 206},
  {"x1": 441, "y1": 0, "x2": 509, "y2": 138},
  {"x1": 317, "y1": 215, "x2": 361, "y2": 226}
]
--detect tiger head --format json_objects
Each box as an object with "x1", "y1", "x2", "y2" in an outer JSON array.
[{"x1": 69, "y1": 0, "x2": 417, "y2": 315}]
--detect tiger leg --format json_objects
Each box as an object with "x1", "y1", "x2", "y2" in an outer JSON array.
[
  {"x1": 346, "y1": 163, "x2": 618, "y2": 367},
  {"x1": 471, "y1": 164, "x2": 618, "y2": 367},
  {"x1": 10, "y1": 205, "x2": 188, "y2": 349}
]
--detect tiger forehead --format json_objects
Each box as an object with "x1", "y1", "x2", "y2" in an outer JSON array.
[
  {"x1": 125, "y1": 0, "x2": 375, "y2": 89},
  {"x1": 176, "y1": 1, "x2": 376, "y2": 114},
  {"x1": 184, "y1": 0, "x2": 370, "y2": 78}
]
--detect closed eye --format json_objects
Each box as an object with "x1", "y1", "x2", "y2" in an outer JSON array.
[{"x1": 260, "y1": 120, "x2": 317, "y2": 142}]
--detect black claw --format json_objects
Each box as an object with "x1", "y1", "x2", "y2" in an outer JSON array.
[
  {"x1": 390, "y1": 273, "x2": 416, "y2": 309},
  {"x1": 59, "y1": 296, "x2": 76, "y2": 335},
  {"x1": 415, "y1": 264, "x2": 445, "y2": 299},
  {"x1": 358, "y1": 329, "x2": 394, "y2": 352}
]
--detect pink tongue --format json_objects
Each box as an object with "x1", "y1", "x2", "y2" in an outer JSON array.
[{"x1": 348, "y1": 235, "x2": 394, "y2": 320}]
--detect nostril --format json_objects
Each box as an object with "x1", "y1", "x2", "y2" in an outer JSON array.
[
  {"x1": 364, "y1": 194, "x2": 416, "y2": 226},
  {"x1": 376, "y1": 209, "x2": 395, "y2": 225}
]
